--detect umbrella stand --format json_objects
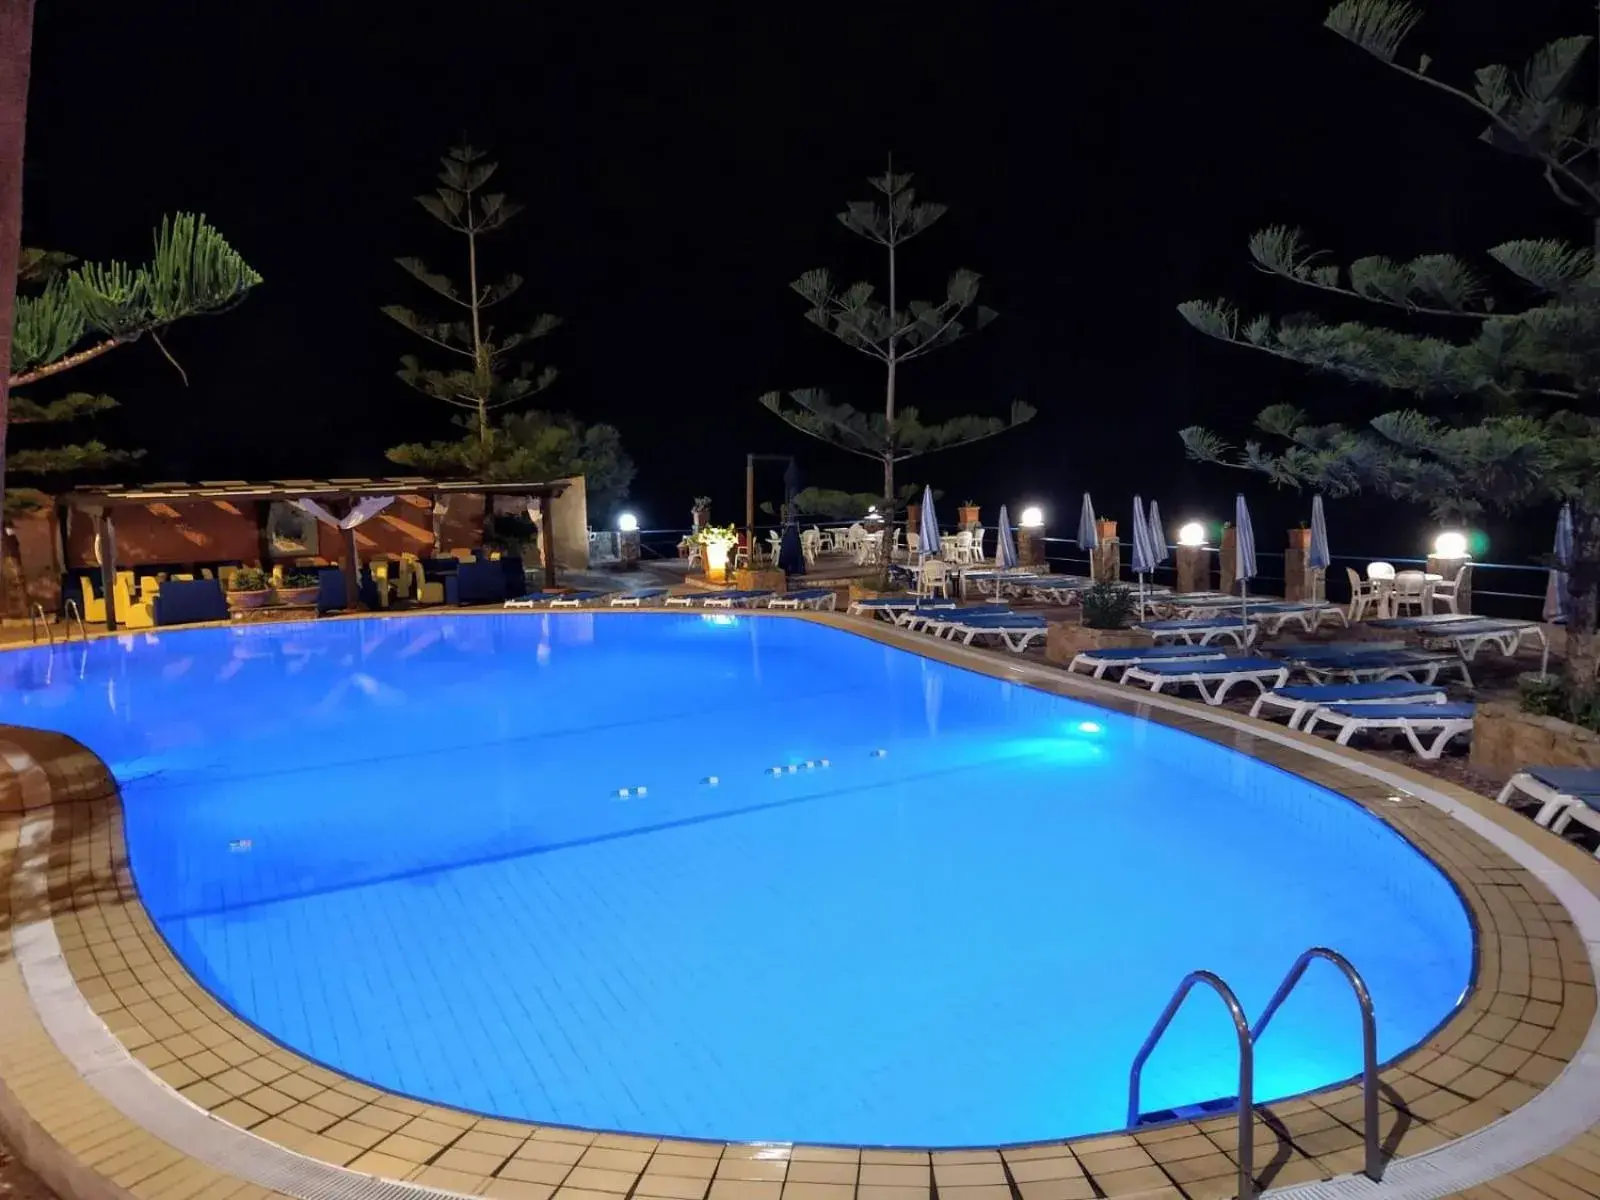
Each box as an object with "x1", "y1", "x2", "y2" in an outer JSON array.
[{"x1": 1240, "y1": 576, "x2": 1249, "y2": 634}]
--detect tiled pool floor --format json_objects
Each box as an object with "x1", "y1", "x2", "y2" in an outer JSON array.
[{"x1": 1, "y1": 610, "x2": 1600, "y2": 1200}]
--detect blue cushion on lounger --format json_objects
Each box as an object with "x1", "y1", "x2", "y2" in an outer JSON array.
[
  {"x1": 1522, "y1": 766, "x2": 1600, "y2": 797},
  {"x1": 1271, "y1": 681, "x2": 1443, "y2": 702},
  {"x1": 1320, "y1": 702, "x2": 1475, "y2": 720},
  {"x1": 1131, "y1": 657, "x2": 1285, "y2": 675}
]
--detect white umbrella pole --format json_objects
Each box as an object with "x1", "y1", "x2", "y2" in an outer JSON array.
[{"x1": 1240, "y1": 577, "x2": 1249, "y2": 631}]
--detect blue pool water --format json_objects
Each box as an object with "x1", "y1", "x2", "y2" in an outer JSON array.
[{"x1": 0, "y1": 613, "x2": 1472, "y2": 1146}]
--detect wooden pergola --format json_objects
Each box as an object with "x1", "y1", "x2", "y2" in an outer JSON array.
[{"x1": 58, "y1": 475, "x2": 571, "y2": 631}]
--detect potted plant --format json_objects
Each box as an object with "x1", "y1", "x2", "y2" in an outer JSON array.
[
  {"x1": 274, "y1": 570, "x2": 320, "y2": 607},
  {"x1": 691, "y1": 496, "x2": 712, "y2": 530},
  {"x1": 1045, "y1": 582, "x2": 1149, "y2": 664},
  {"x1": 1288, "y1": 524, "x2": 1312, "y2": 550},
  {"x1": 227, "y1": 567, "x2": 272, "y2": 611},
  {"x1": 958, "y1": 499, "x2": 981, "y2": 528},
  {"x1": 689, "y1": 523, "x2": 739, "y2": 583}
]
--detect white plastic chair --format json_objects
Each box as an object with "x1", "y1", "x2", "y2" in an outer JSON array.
[
  {"x1": 953, "y1": 531, "x2": 975, "y2": 564},
  {"x1": 1344, "y1": 567, "x2": 1380, "y2": 621},
  {"x1": 919, "y1": 559, "x2": 951, "y2": 599},
  {"x1": 801, "y1": 529, "x2": 820, "y2": 565},
  {"x1": 1392, "y1": 570, "x2": 1429, "y2": 616},
  {"x1": 1429, "y1": 563, "x2": 1471, "y2": 614}
]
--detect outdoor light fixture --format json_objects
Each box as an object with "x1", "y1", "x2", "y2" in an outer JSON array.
[
  {"x1": 1076, "y1": 721, "x2": 1102, "y2": 735},
  {"x1": 1019, "y1": 506, "x2": 1045, "y2": 528},
  {"x1": 1178, "y1": 522, "x2": 1206, "y2": 547},
  {"x1": 866, "y1": 505, "x2": 879, "y2": 517},
  {"x1": 1433, "y1": 530, "x2": 1469, "y2": 559},
  {"x1": 617, "y1": 512, "x2": 639, "y2": 532}
]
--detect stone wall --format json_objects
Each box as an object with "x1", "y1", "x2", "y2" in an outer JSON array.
[
  {"x1": 1469, "y1": 700, "x2": 1600, "y2": 783},
  {"x1": 1044, "y1": 622, "x2": 1152, "y2": 666}
]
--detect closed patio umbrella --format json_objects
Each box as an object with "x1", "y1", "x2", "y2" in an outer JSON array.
[
  {"x1": 1308, "y1": 494, "x2": 1330, "y2": 602},
  {"x1": 1130, "y1": 493, "x2": 1157, "y2": 618},
  {"x1": 1234, "y1": 492, "x2": 1258, "y2": 629},
  {"x1": 1147, "y1": 500, "x2": 1168, "y2": 566},
  {"x1": 1077, "y1": 494, "x2": 1097, "y2": 554},
  {"x1": 918, "y1": 484, "x2": 940, "y2": 560},
  {"x1": 995, "y1": 504, "x2": 1018, "y2": 570}
]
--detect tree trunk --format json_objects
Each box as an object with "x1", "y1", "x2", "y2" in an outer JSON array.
[
  {"x1": 0, "y1": 0, "x2": 36, "y2": 617},
  {"x1": 1566, "y1": 503, "x2": 1600, "y2": 702},
  {"x1": 880, "y1": 453, "x2": 895, "y2": 590}
]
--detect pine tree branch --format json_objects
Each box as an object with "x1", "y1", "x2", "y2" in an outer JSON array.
[
  {"x1": 1368, "y1": 55, "x2": 1600, "y2": 211},
  {"x1": 8, "y1": 336, "x2": 129, "y2": 387}
]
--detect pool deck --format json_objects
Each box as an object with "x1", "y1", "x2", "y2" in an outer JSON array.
[{"x1": 3, "y1": 608, "x2": 1600, "y2": 1200}]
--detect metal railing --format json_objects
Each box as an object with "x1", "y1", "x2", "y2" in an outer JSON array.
[
  {"x1": 1128, "y1": 971, "x2": 1256, "y2": 1199},
  {"x1": 1252, "y1": 947, "x2": 1382, "y2": 1183},
  {"x1": 64, "y1": 598, "x2": 87, "y2": 642},
  {"x1": 1128, "y1": 949, "x2": 1384, "y2": 1200},
  {"x1": 28, "y1": 603, "x2": 53, "y2": 646}
]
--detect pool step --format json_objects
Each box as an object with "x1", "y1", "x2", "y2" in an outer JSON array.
[{"x1": 1132, "y1": 1095, "x2": 1237, "y2": 1127}]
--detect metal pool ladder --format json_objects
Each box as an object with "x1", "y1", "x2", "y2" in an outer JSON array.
[{"x1": 1127, "y1": 947, "x2": 1382, "y2": 1200}]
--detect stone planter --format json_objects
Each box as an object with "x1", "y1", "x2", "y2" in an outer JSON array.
[
  {"x1": 274, "y1": 586, "x2": 319, "y2": 607},
  {"x1": 1096, "y1": 519, "x2": 1118, "y2": 541},
  {"x1": 227, "y1": 589, "x2": 272, "y2": 611},
  {"x1": 958, "y1": 505, "x2": 981, "y2": 528},
  {"x1": 1045, "y1": 622, "x2": 1152, "y2": 666},
  {"x1": 1468, "y1": 698, "x2": 1600, "y2": 783},
  {"x1": 906, "y1": 504, "x2": 921, "y2": 533},
  {"x1": 1288, "y1": 528, "x2": 1312, "y2": 550}
]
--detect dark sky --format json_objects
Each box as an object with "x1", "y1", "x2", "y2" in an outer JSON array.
[{"x1": 18, "y1": 0, "x2": 1587, "y2": 559}]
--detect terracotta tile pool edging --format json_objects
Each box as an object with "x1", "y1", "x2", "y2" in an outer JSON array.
[{"x1": 0, "y1": 606, "x2": 1598, "y2": 1200}]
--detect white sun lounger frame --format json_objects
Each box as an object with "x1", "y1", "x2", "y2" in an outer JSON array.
[
  {"x1": 1302, "y1": 706, "x2": 1475, "y2": 759},
  {"x1": 1120, "y1": 662, "x2": 1290, "y2": 705},
  {"x1": 1249, "y1": 686, "x2": 1446, "y2": 730}
]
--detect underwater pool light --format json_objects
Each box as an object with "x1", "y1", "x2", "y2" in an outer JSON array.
[{"x1": 1076, "y1": 721, "x2": 1102, "y2": 734}]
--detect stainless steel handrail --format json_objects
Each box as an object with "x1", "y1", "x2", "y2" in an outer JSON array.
[
  {"x1": 1128, "y1": 970, "x2": 1256, "y2": 1200},
  {"x1": 64, "y1": 599, "x2": 87, "y2": 642},
  {"x1": 1252, "y1": 947, "x2": 1383, "y2": 1181},
  {"x1": 28, "y1": 603, "x2": 53, "y2": 645}
]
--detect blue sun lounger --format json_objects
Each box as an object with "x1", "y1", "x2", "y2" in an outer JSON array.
[
  {"x1": 701, "y1": 589, "x2": 774, "y2": 608},
  {"x1": 1417, "y1": 619, "x2": 1548, "y2": 663},
  {"x1": 1496, "y1": 767, "x2": 1600, "y2": 838},
  {"x1": 1066, "y1": 644, "x2": 1229, "y2": 679},
  {"x1": 847, "y1": 596, "x2": 959, "y2": 618},
  {"x1": 1303, "y1": 702, "x2": 1475, "y2": 759},
  {"x1": 1119, "y1": 656, "x2": 1290, "y2": 705},
  {"x1": 549, "y1": 590, "x2": 612, "y2": 607},
  {"x1": 1249, "y1": 680, "x2": 1447, "y2": 730},
  {"x1": 768, "y1": 588, "x2": 837, "y2": 611},
  {"x1": 504, "y1": 591, "x2": 581, "y2": 609},
  {"x1": 907, "y1": 604, "x2": 1015, "y2": 632},
  {"x1": 1282, "y1": 647, "x2": 1473, "y2": 688},
  {"x1": 1366, "y1": 614, "x2": 1483, "y2": 629},
  {"x1": 1136, "y1": 618, "x2": 1257, "y2": 648},
  {"x1": 923, "y1": 611, "x2": 1048, "y2": 652},
  {"x1": 609, "y1": 587, "x2": 669, "y2": 606}
]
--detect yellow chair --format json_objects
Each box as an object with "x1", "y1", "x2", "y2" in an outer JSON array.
[
  {"x1": 114, "y1": 577, "x2": 157, "y2": 629},
  {"x1": 449, "y1": 547, "x2": 475, "y2": 563},
  {"x1": 370, "y1": 561, "x2": 394, "y2": 608},
  {"x1": 401, "y1": 555, "x2": 444, "y2": 604},
  {"x1": 79, "y1": 577, "x2": 105, "y2": 623}
]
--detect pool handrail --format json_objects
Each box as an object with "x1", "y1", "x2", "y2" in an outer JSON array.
[
  {"x1": 1251, "y1": 946, "x2": 1383, "y2": 1183},
  {"x1": 1127, "y1": 969, "x2": 1256, "y2": 1199}
]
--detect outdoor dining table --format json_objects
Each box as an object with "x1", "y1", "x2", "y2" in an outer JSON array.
[{"x1": 1371, "y1": 572, "x2": 1443, "y2": 618}]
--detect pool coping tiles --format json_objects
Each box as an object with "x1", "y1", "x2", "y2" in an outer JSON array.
[{"x1": 2, "y1": 608, "x2": 1600, "y2": 1200}]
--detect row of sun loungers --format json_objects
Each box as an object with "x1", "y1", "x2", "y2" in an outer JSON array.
[{"x1": 503, "y1": 587, "x2": 838, "y2": 611}]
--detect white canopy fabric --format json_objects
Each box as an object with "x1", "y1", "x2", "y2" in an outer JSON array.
[{"x1": 295, "y1": 496, "x2": 395, "y2": 530}]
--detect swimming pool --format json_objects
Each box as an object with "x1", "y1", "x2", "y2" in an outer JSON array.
[{"x1": 0, "y1": 612, "x2": 1472, "y2": 1147}]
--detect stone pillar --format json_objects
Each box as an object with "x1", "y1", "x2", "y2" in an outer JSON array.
[
  {"x1": 1219, "y1": 527, "x2": 1238, "y2": 595},
  {"x1": 1285, "y1": 548, "x2": 1314, "y2": 602},
  {"x1": 1427, "y1": 555, "x2": 1472, "y2": 613},
  {"x1": 1017, "y1": 527, "x2": 1048, "y2": 569},
  {"x1": 1175, "y1": 544, "x2": 1207, "y2": 595},
  {"x1": 1090, "y1": 520, "x2": 1120, "y2": 583},
  {"x1": 619, "y1": 529, "x2": 640, "y2": 567}
]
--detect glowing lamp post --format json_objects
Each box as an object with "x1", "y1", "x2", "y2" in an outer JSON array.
[
  {"x1": 617, "y1": 512, "x2": 641, "y2": 566},
  {"x1": 1175, "y1": 520, "x2": 1209, "y2": 594},
  {"x1": 1016, "y1": 504, "x2": 1047, "y2": 568},
  {"x1": 1426, "y1": 529, "x2": 1473, "y2": 611}
]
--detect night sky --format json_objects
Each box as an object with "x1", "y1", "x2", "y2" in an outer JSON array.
[{"x1": 19, "y1": 0, "x2": 1582, "y2": 560}]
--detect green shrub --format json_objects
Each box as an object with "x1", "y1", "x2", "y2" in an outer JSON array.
[
  {"x1": 1518, "y1": 674, "x2": 1600, "y2": 733},
  {"x1": 282, "y1": 571, "x2": 319, "y2": 589},
  {"x1": 228, "y1": 567, "x2": 268, "y2": 592},
  {"x1": 1081, "y1": 582, "x2": 1138, "y2": 630}
]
